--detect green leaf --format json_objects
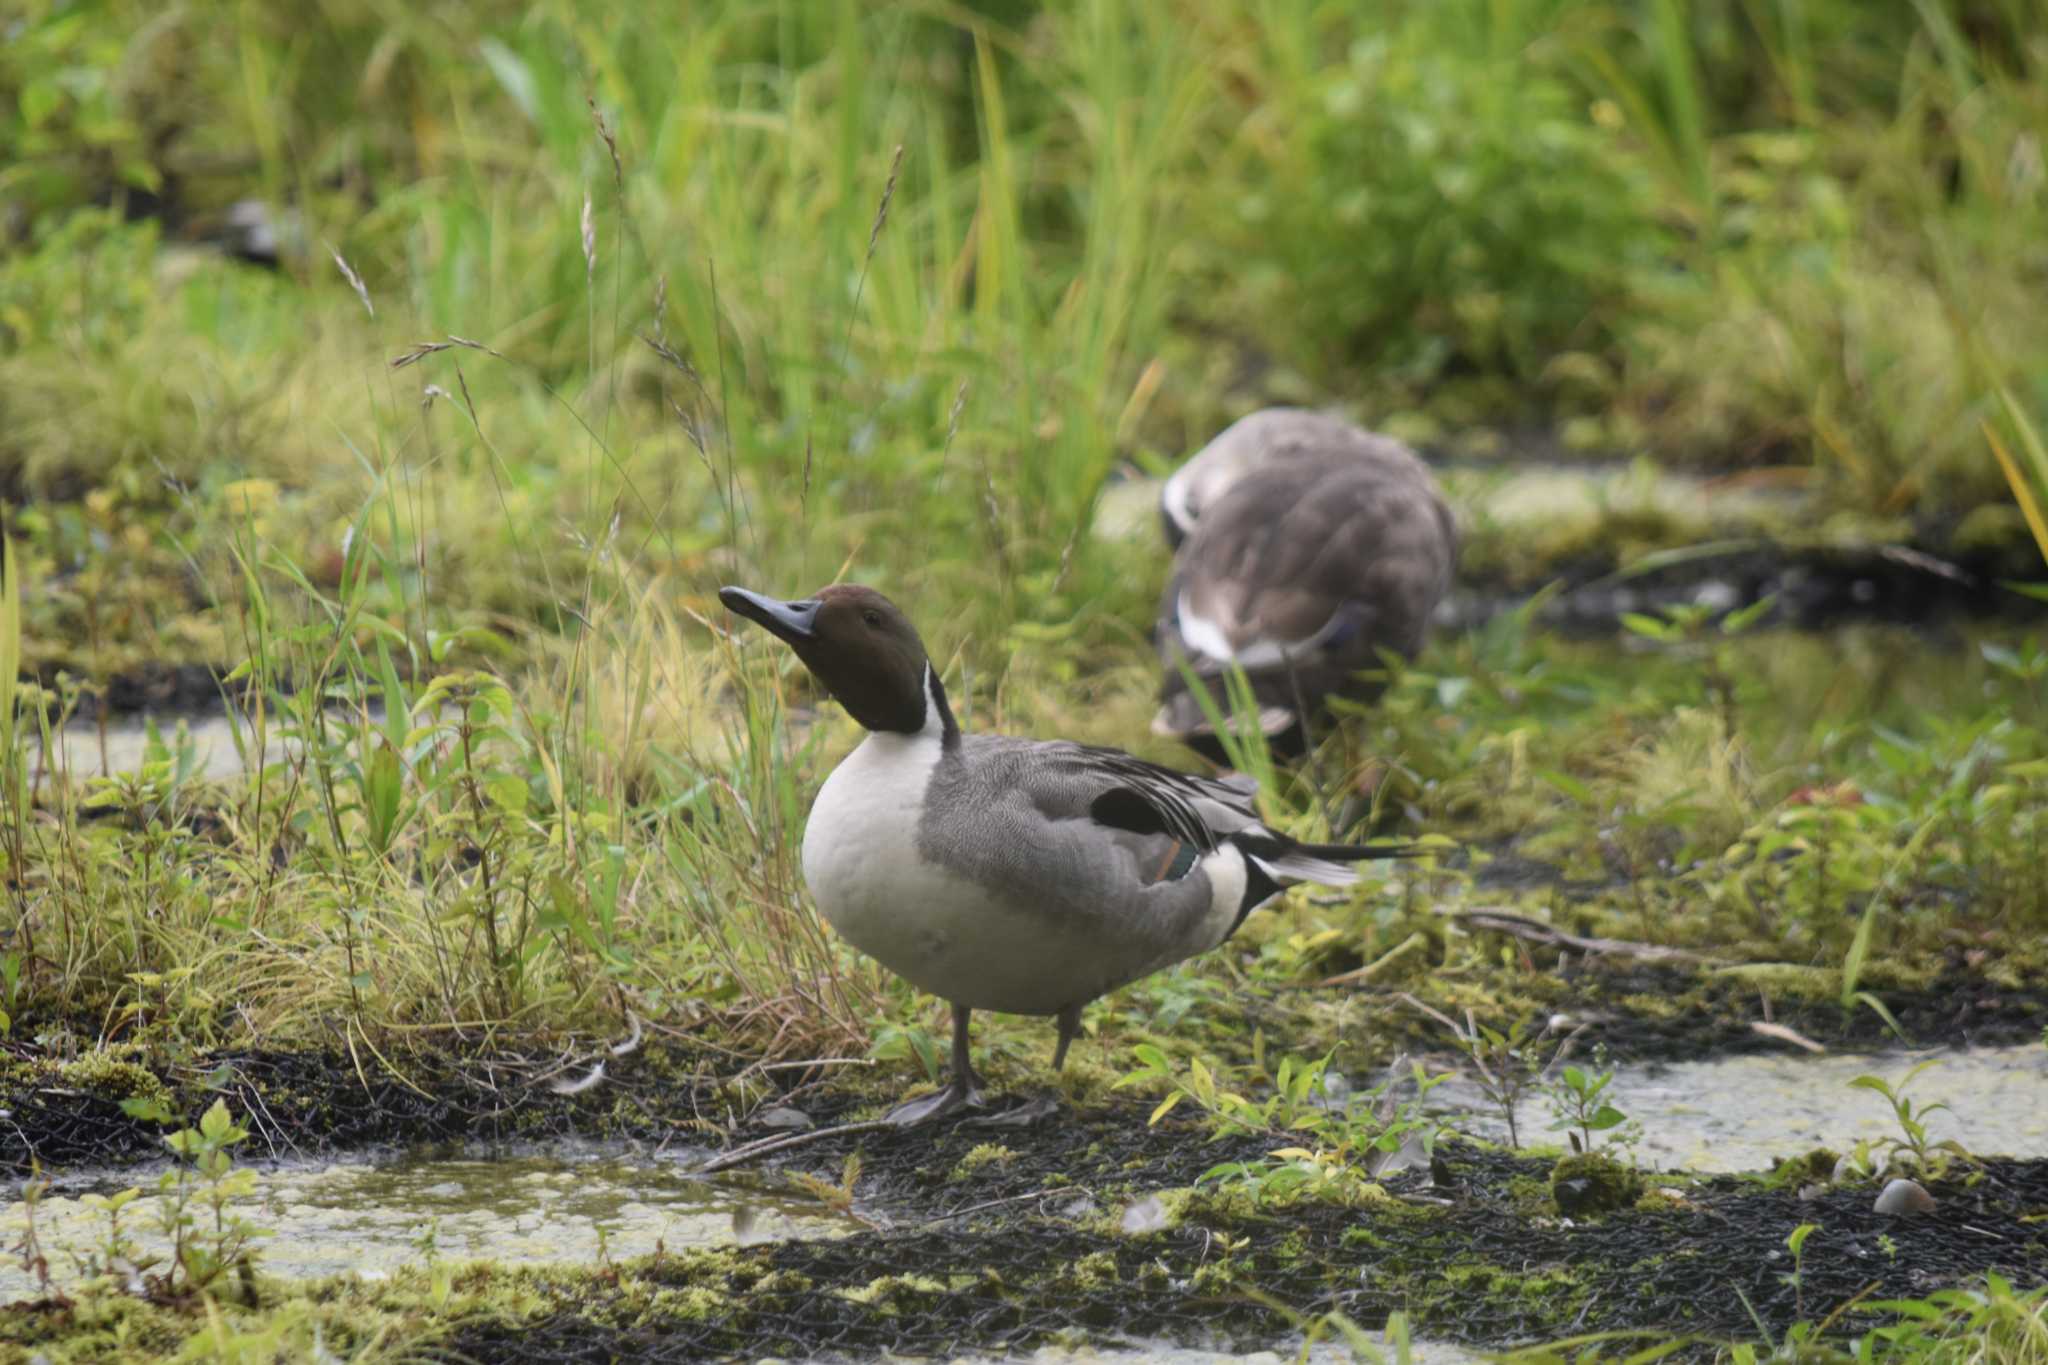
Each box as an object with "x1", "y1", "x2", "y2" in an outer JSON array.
[
  {"x1": 1719, "y1": 594, "x2": 1777, "y2": 635},
  {"x1": 1538, "y1": 769, "x2": 1594, "y2": 804},
  {"x1": 478, "y1": 37, "x2": 539, "y2": 123},
  {"x1": 120, "y1": 1095, "x2": 176, "y2": 1125},
  {"x1": 199, "y1": 1099, "x2": 233, "y2": 1141},
  {"x1": 484, "y1": 771, "x2": 529, "y2": 814},
  {"x1": 364, "y1": 740, "x2": 405, "y2": 852},
  {"x1": 20, "y1": 79, "x2": 64, "y2": 129},
  {"x1": 1840, "y1": 899, "x2": 1880, "y2": 1005}
]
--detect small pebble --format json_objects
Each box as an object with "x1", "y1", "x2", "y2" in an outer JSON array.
[
  {"x1": 756, "y1": 1105, "x2": 813, "y2": 1131},
  {"x1": 1694, "y1": 579, "x2": 1740, "y2": 611},
  {"x1": 1874, "y1": 1177, "x2": 1936, "y2": 1215}
]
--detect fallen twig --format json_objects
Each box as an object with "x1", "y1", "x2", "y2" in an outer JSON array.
[
  {"x1": 1319, "y1": 930, "x2": 1432, "y2": 987},
  {"x1": 917, "y1": 1186, "x2": 1090, "y2": 1227},
  {"x1": 1454, "y1": 909, "x2": 1714, "y2": 964},
  {"x1": 1748, "y1": 1020, "x2": 1827, "y2": 1053},
  {"x1": 695, "y1": 1118, "x2": 895, "y2": 1176}
]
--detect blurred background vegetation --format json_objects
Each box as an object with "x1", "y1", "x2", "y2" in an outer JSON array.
[
  {"x1": 3, "y1": 0, "x2": 2048, "y2": 1107},
  {"x1": 3, "y1": 0, "x2": 2045, "y2": 680}
]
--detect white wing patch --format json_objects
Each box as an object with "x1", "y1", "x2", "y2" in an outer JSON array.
[
  {"x1": 1175, "y1": 590, "x2": 1348, "y2": 670},
  {"x1": 1161, "y1": 470, "x2": 1199, "y2": 541}
]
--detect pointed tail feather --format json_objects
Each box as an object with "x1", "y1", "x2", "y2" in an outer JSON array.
[
  {"x1": 1230, "y1": 836, "x2": 1430, "y2": 933},
  {"x1": 1235, "y1": 833, "x2": 1421, "y2": 882},
  {"x1": 1249, "y1": 852, "x2": 1362, "y2": 887},
  {"x1": 1287, "y1": 837, "x2": 1422, "y2": 863}
]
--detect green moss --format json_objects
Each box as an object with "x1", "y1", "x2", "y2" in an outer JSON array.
[
  {"x1": 1706, "y1": 963, "x2": 1839, "y2": 997},
  {"x1": 1504, "y1": 1175, "x2": 1558, "y2": 1219},
  {"x1": 1617, "y1": 991, "x2": 1687, "y2": 1021},
  {"x1": 951, "y1": 1142, "x2": 1018, "y2": 1180},
  {"x1": 1764, "y1": 1148, "x2": 1842, "y2": 1190},
  {"x1": 836, "y1": 1273, "x2": 948, "y2": 1311},
  {"x1": 1632, "y1": 1189, "x2": 1689, "y2": 1213},
  {"x1": 54, "y1": 1048, "x2": 168, "y2": 1103},
  {"x1": 1166, "y1": 1184, "x2": 1262, "y2": 1228},
  {"x1": 1064, "y1": 1251, "x2": 1121, "y2": 1291},
  {"x1": 1550, "y1": 1153, "x2": 1644, "y2": 1218}
]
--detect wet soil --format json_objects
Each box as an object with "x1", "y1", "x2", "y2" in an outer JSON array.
[
  {"x1": 1441, "y1": 540, "x2": 2048, "y2": 636},
  {"x1": 0, "y1": 1033, "x2": 738, "y2": 1177},
  {"x1": 5, "y1": 1009, "x2": 2046, "y2": 1360},
  {"x1": 424, "y1": 1134, "x2": 2048, "y2": 1361},
  {"x1": 8, "y1": 957, "x2": 2043, "y2": 1182}
]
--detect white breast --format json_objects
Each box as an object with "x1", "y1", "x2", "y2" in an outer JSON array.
[
  {"x1": 802, "y1": 729, "x2": 997, "y2": 994},
  {"x1": 803, "y1": 731, "x2": 1244, "y2": 1017}
]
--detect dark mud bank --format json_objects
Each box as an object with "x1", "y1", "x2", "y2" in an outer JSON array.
[
  {"x1": 8, "y1": 956, "x2": 2045, "y2": 1179},
  {"x1": 438, "y1": 1134, "x2": 2048, "y2": 1362}
]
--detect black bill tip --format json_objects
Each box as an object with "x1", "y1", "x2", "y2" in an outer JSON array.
[{"x1": 719, "y1": 586, "x2": 821, "y2": 644}]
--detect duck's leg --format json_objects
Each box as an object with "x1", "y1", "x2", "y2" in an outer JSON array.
[
  {"x1": 1050, "y1": 1002, "x2": 1084, "y2": 1070},
  {"x1": 886, "y1": 1002, "x2": 983, "y2": 1126}
]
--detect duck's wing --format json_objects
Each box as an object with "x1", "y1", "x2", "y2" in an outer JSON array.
[
  {"x1": 1042, "y1": 743, "x2": 1260, "y2": 852},
  {"x1": 1024, "y1": 741, "x2": 1411, "y2": 883}
]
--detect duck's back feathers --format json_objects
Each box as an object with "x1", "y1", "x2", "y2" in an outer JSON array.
[{"x1": 924, "y1": 734, "x2": 1405, "y2": 928}]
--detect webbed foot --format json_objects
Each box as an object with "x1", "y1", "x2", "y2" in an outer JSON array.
[
  {"x1": 885, "y1": 1079, "x2": 983, "y2": 1127},
  {"x1": 962, "y1": 1094, "x2": 1061, "y2": 1128}
]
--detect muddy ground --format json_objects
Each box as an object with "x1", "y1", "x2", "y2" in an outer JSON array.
[
  {"x1": 8, "y1": 953, "x2": 2046, "y2": 1178},
  {"x1": 5, "y1": 952, "x2": 2045, "y2": 1361}
]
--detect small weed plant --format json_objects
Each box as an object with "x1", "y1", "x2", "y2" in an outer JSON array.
[
  {"x1": 1849, "y1": 1060, "x2": 1971, "y2": 1181},
  {"x1": 1781, "y1": 1222, "x2": 1819, "y2": 1321},
  {"x1": 63, "y1": 1096, "x2": 272, "y2": 1303},
  {"x1": 1410, "y1": 1004, "x2": 1550, "y2": 1149},
  {"x1": 1545, "y1": 1060, "x2": 1638, "y2": 1157},
  {"x1": 1118, "y1": 1036, "x2": 1447, "y2": 1201}
]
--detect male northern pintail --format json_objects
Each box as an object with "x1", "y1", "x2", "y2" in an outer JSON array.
[
  {"x1": 1154, "y1": 408, "x2": 1458, "y2": 761},
  {"x1": 720, "y1": 583, "x2": 1410, "y2": 1125}
]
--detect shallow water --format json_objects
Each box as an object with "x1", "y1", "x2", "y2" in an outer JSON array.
[
  {"x1": 28, "y1": 711, "x2": 293, "y2": 787},
  {"x1": 0, "y1": 1148, "x2": 853, "y2": 1302},
  {"x1": 1433, "y1": 1043, "x2": 2048, "y2": 1174}
]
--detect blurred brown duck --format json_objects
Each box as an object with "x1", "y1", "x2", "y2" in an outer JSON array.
[{"x1": 1154, "y1": 408, "x2": 1457, "y2": 761}]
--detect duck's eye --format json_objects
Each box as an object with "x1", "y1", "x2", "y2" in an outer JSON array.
[{"x1": 862, "y1": 609, "x2": 882, "y2": 628}]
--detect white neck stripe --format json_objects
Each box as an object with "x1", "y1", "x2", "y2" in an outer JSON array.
[{"x1": 917, "y1": 664, "x2": 948, "y2": 739}]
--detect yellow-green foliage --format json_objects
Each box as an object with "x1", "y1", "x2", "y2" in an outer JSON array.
[
  {"x1": 951, "y1": 1143, "x2": 1017, "y2": 1180},
  {"x1": 1550, "y1": 1153, "x2": 1644, "y2": 1218},
  {"x1": 53, "y1": 1049, "x2": 167, "y2": 1103}
]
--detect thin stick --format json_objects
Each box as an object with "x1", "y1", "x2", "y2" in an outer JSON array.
[
  {"x1": 695, "y1": 1118, "x2": 895, "y2": 1175},
  {"x1": 1750, "y1": 1020, "x2": 1827, "y2": 1053},
  {"x1": 916, "y1": 1185, "x2": 1088, "y2": 1227},
  {"x1": 1454, "y1": 909, "x2": 1713, "y2": 964}
]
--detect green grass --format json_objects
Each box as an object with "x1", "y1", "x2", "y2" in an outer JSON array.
[{"x1": 2, "y1": 0, "x2": 2048, "y2": 1101}]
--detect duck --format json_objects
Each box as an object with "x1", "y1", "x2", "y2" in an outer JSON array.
[
  {"x1": 1154, "y1": 408, "x2": 1458, "y2": 762},
  {"x1": 720, "y1": 583, "x2": 1411, "y2": 1125}
]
